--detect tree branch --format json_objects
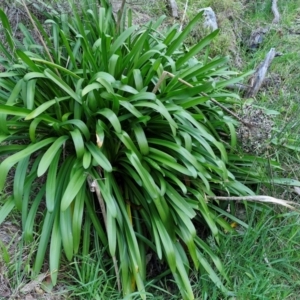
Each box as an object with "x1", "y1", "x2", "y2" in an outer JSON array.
[
  {"x1": 168, "y1": 0, "x2": 179, "y2": 18},
  {"x1": 245, "y1": 48, "x2": 276, "y2": 98},
  {"x1": 207, "y1": 195, "x2": 300, "y2": 211},
  {"x1": 272, "y1": 0, "x2": 280, "y2": 24},
  {"x1": 21, "y1": 0, "x2": 60, "y2": 77}
]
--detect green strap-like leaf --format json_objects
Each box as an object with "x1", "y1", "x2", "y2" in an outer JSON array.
[
  {"x1": 70, "y1": 128, "x2": 85, "y2": 159},
  {"x1": 0, "y1": 9, "x2": 15, "y2": 58},
  {"x1": 0, "y1": 197, "x2": 15, "y2": 225},
  {"x1": 84, "y1": 192, "x2": 108, "y2": 245},
  {"x1": 60, "y1": 206, "x2": 74, "y2": 261},
  {"x1": 31, "y1": 58, "x2": 81, "y2": 79},
  {"x1": 149, "y1": 152, "x2": 194, "y2": 177},
  {"x1": 16, "y1": 50, "x2": 41, "y2": 72},
  {"x1": 119, "y1": 100, "x2": 143, "y2": 119},
  {"x1": 196, "y1": 249, "x2": 229, "y2": 295},
  {"x1": 166, "y1": 11, "x2": 204, "y2": 56},
  {"x1": 59, "y1": 119, "x2": 91, "y2": 141},
  {"x1": 109, "y1": 25, "x2": 137, "y2": 56},
  {"x1": 133, "y1": 124, "x2": 149, "y2": 155},
  {"x1": 49, "y1": 213, "x2": 62, "y2": 285},
  {"x1": 13, "y1": 156, "x2": 30, "y2": 211},
  {"x1": 25, "y1": 96, "x2": 70, "y2": 120},
  {"x1": 132, "y1": 69, "x2": 144, "y2": 91},
  {"x1": 126, "y1": 151, "x2": 159, "y2": 200},
  {"x1": 46, "y1": 149, "x2": 62, "y2": 212},
  {"x1": 37, "y1": 136, "x2": 69, "y2": 177},
  {"x1": 151, "y1": 207, "x2": 176, "y2": 273},
  {"x1": 107, "y1": 208, "x2": 117, "y2": 257},
  {"x1": 33, "y1": 210, "x2": 55, "y2": 275},
  {"x1": 96, "y1": 108, "x2": 122, "y2": 133},
  {"x1": 82, "y1": 149, "x2": 92, "y2": 169},
  {"x1": 24, "y1": 185, "x2": 45, "y2": 242},
  {"x1": 72, "y1": 186, "x2": 86, "y2": 254},
  {"x1": 0, "y1": 104, "x2": 30, "y2": 117},
  {"x1": 60, "y1": 168, "x2": 87, "y2": 211},
  {"x1": 44, "y1": 69, "x2": 81, "y2": 103},
  {"x1": 86, "y1": 141, "x2": 112, "y2": 172},
  {"x1": 82, "y1": 82, "x2": 102, "y2": 96},
  {"x1": 176, "y1": 30, "x2": 219, "y2": 68},
  {"x1": 174, "y1": 243, "x2": 194, "y2": 299},
  {"x1": 0, "y1": 138, "x2": 56, "y2": 193},
  {"x1": 115, "y1": 130, "x2": 142, "y2": 159}
]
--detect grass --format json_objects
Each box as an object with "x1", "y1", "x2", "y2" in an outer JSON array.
[
  {"x1": 66, "y1": 251, "x2": 120, "y2": 299},
  {"x1": 198, "y1": 207, "x2": 300, "y2": 299},
  {"x1": 195, "y1": 0, "x2": 300, "y2": 298},
  {"x1": 1, "y1": 0, "x2": 300, "y2": 299}
]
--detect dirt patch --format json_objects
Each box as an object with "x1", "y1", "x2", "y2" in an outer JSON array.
[
  {"x1": 237, "y1": 104, "x2": 274, "y2": 154},
  {"x1": 0, "y1": 220, "x2": 69, "y2": 299}
]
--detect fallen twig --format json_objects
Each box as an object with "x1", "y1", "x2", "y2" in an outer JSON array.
[
  {"x1": 245, "y1": 48, "x2": 276, "y2": 98},
  {"x1": 179, "y1": 0, "x2": 189, "y2": 31},
  {"x1": 169, "y1": 0, "x2": 179, "y2": 18},
  {"x1": 272, "y1": 0, "x2": 280, "y2": 24},
  {"x1": 207, "y1": 195, "x2": 300, "y2": 211},
  {"x1": 21, "y1": 0, "x2": 60, "y2": 77}
]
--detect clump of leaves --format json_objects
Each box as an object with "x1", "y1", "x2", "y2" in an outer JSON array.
[{"x1": 0, "y1": 1, "x2": 282, "y2": 299}]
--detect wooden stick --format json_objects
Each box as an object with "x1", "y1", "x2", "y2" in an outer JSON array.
[
  {"x1": 168, "y1": 0, "x2": 179, "y2": 18},
  {"x1": 271, "y1": 0, "x2": 280, "y2": 24},
  {"x1": 207, "y1": 195, "x2": 300, "y2": 211},
  {"x1": 21, "y1": 0, "x2": 60, "y2": 77},
  {"x1": 245, "y1": 48, "x2": 276, "y2": 98},
  {"x1": 179, "y1": 0, "x2": 189, "y2": 31}
]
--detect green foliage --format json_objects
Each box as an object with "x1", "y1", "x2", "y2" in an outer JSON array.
[
  {"x1": 67, "y1": 250, "x2": 120, "y2": 300},
  {"x1": 0, "y1": 1, "x2": 282, "y2": 299},
  {"x1": 196, "y1": 208, "x2": 300, "y2": 299}
]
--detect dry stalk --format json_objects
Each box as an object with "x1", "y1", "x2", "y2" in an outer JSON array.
[
  {"x1": 21, "y1": 0, "x2": 60, "y2": 77},
  {"x1": 245, "y1": 48, "x2": 276, "y2": 98},
  {"x1": 271, "y1": 0, "x2": 280, "y2": 24},
  {"x1": 152, "y1": 70, "x2": 253, "y2": 127},
  {"x1": 168, "y1": 0, "x2": 179, "y2": 18},
  {"x1": 179, "y1": 0, "x2": 189, "y2": 31},
  {"x1": 87, "y1": 175, "x2": 121, "y2": 292},
  {"x1": 207, "y1": 195, "x2": 300, "y2": 211}
]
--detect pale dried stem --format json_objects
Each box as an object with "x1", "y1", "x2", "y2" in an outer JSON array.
[
  {"x1": 21, "y1": 0, "x2": 60, "y2": 77},
  {"x1": 245, "y1": 48, "x2": 276, "y2": 98},
  {"x1": 207, "y1": 195, "x2": 300, "y2": 211},
  {"x1": 271, "y1": 0, "x2": 280, "y2": 24},
  {"x1": 169, "y1": 0, "x2": 179, "y2": 18},
  {"x1": 179, "y1": 0, "x2": 189, "y2": 31}
]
